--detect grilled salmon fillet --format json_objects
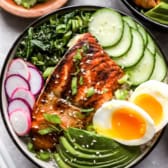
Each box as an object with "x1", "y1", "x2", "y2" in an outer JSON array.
[{"x1": 31, "y1": 33, "x2": 123, "y2": 150}]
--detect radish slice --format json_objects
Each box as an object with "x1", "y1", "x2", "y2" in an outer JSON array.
[
  {"x1": 7, "y1": 58, "x2": 30, "y2": 80},
  {"x1": 26, "y1": 61, "x2": 36, "y2": 68},
  {"x1": 28, "y1": 66, "x2": 44, "y2": 96},
  {"x1": 9, "y1": 108, "x2": 31, "y2": 136},
  {"x1": 8, "y1": 98, "x2": 31, "y2": 115},
  {"x1": 11, "y1": 88, "x2": 35, "y2": 109},
  {"x1": 5, "y1": 74, "x2": 30, "y2": 98}
]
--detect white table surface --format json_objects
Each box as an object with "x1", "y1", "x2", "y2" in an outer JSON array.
[{"x1": 1, "y1": 0, "x2": 168, "y2": 168}]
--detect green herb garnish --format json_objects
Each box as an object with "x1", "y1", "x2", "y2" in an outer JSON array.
[
  {"x1": 38, "y1": 127, "x2": 56, "y2": 135},
  {"x1": 27, "y1": 142, "x2": 35, "y2": 153},
  {"x1": 114, "y1": 89, "x2": 129, "y2": 100},
  {"x1": 43, "y1": 67, "x2": 55, "y2": 79},
  {"x1": 71, "y1": 77, "x2": 78, "y2": 95},
  {"x1": 81, "y1": 108, "x2": 94, "y2": 113},
  {"x1": 73, "y1": 50, "x2": 82, "y2": 61},
  {"x1": 36, "y1": 151, "x2": 51, "y2": 161},
  {"x1": 86, "y1": 87, "x2": 95, "y2": 97},
  {"x1": 79, "y1": 76, "x2": 84, "y2": 85},
  {"x1": 43, "y1": 113, "x2": 61, "y2": 124}
]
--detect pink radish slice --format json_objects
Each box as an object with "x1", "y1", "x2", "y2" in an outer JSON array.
[
  {"x1": 9, "y1": 108, "x2": 31, "y2": 136},
  {"x1": 28, "y1": 66, "x2": 44, "y2": 95},
  {"x1": 8, "y1": 98, "x2": 32, "y2": 115},
  {"x1": 5, "y1": 74, "x2": 30, "y2": 98},
  {"x1": 7, "y1": 58, "x2": 30, "y2": 81},
  {"x1": 26, "y1": 61, "x2": 36, "y2": 68},
  {"x1": 11, "y1": 88, "x2": 35, "y2": 109}
]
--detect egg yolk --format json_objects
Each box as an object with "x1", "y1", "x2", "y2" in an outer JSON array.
[
  {"x1": 133, "y1": 94, "x2": 163, "y2": 126},
  {"x1": 95, "y1": 107, "x2": 146, "y2": 140}
]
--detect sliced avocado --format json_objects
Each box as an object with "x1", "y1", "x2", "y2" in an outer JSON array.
[
  {"x1": 60, "y1": 148, "x2": 130, "y2": 166},
  {"x1": 58, "y1": 148, "x2": 138, "y2": 168},
  {"x1": 54, "y1": 153, "x2": 71, "y2": 168},
  {"x1": 64, "y1": 132, "x2": 112, "y2": 155},
  {"x1": 59, "y1": 137, "x2": 118, "y2": 160},
  {"x1": 55, "y1": 128, "x2": 141, "y2": 168}
]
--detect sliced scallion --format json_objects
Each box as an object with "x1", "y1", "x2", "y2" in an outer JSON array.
[
  {"x1": 71, "y1": 77, "x2": 78, "y2": 95},
  {"x1": 81, "y1": 108, "x2": 94, "y2": 113},
  {"x1": 43, "y1": 113, "x2": 61, "y2": 124},
  {"x1": 86, "y1": 87, "x2": 95, "y2": 97}
]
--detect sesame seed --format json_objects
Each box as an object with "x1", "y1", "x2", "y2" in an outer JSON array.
[
  {"x1": 56, "y1": 74, "x2": 60, "y2": 78},
  {"x1": 71, "y1": 139, "x2": 76, "y2": 143},
  {"x1": 79, "y1": 135, "x2": 84, "y2": 138}
]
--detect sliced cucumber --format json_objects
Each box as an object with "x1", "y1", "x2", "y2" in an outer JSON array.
[
  {"x1": 89, "y1": 8, "x2": 123, "y2": 47},
  {"x1": 105, "y1": 22, "x2": 132, "y2": 57},
  {"x1": 126, "y1": 49, "x2": 155, "y2": 86},
  {"x1": 150, "y1": 52, "x2": 167, "y2": 81},
  {"x1": 123, "y1": 16, "x2": 137, "y2": 29},
  {"x1": 147, "y1": 34, "x2": 156, "y2": 55},
  {"x1": 136, "y1": 24, "x2": 148, "y2": 46},
  {"x1": 113, "y1": 28, "x2": 144, "y2": 68}
]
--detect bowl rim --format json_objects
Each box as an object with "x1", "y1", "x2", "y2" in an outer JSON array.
[
  {"x1": 0, "y1": 0, "x2": 68, "y2": 18},
  {"x1": 0, "y1": 5, "x2": 166, "y2": 168},
  {"x1": 121, "y1": 0, "x2": 168, "y2": 29}
]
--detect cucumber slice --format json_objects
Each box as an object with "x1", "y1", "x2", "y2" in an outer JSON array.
[
  {"x1": 89, "y1": 8, "x2": 123, "y2": 47},
  {"x1": 126, "y1": 49, "x2": 155, "y2": 86},
  {"x1": 105, "y1": 22, "x2": 132, "y2": 58},
  {"x1": 147, "y1": 35, "x2": 156, "y2": 55},
  {"x1": 113, "y1": 28, "x2": 144, "y2": 68},
  {"x1": 150, "y1": 52, "x2": 167, "y2": 81},
  {"x1": 136, "y1": 24, "x2": 148, "y2": 46},
  {"x1": 123, "y1": 16, "x2": 137, "y2": 29}
]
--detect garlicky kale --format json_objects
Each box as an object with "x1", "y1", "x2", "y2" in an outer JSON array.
[{"x1": 16, "y1": 10, "x2": 92, "y2": 72}]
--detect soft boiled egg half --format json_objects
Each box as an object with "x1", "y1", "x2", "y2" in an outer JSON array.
[
  {"x1": 130, "y1": 80, "x2": 168, "y2": 132},
  {"x1": 93, "y1": 100, "x2": 155, "y2": 146}
]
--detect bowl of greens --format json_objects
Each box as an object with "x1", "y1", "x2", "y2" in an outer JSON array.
[
  {"x1": 121, "y1": 0, "x2": 168, "y2": 29},
  {"x1": 0, "y1": 0, "x2": 68, "y2": 18},
  {"x1": 0, "y1": 5, "x2": 168, "y2": 168}
]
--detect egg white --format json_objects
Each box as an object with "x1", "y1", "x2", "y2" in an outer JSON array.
[
  {"x1": 93, "y1": 100, "x2": 155, "y2": 146},
  {"x1": 130, "y1": 80, "x2": 168, "y2": 132}
]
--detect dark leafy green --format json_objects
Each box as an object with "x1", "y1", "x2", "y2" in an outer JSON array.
[{"x1": 16, "y1": 10, "x2": 92, "y2": 73}]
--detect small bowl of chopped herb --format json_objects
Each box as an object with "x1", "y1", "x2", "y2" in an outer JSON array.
[{"x1": 0, "y1": 0, "x2": 68, "y2": 18}]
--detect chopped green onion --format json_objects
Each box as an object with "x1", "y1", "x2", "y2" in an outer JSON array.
[
  {"x1": 118, "y1": 74, "x2": 129, "y2": 84},
  {"x1": 38, "y1": 127, "x2": 55, "y2": 135},
  {"x1": 102, "y1": 88, "x2": 108, "y2": 94},
  {"x1": 79, "y1": 76, "x2": 83, "y2": 85},
  {"x1": 114, "y1": 89, "x2": 129, "y2": 100},
  {"x1": 82, "y1": 42, "x2": 90, "y2": 53},
  {"x1": 81, "y1": 108, "x2": 94, "y2": 113},
  {"x1": 86, "y1": 87, "x2": 95, "y2": 97},
  {"x1": 71, "y1": 77, "x2": 78, "y2": 95},
  {"x1": 73, "y1": 50, "x2": 82, "y2": 61},
  {"x1": 86, "y1": 124, "x2": 95, "y2": 132},
  {"x1": 43, "y1": 113, "x2": 61, "y2": 124},
  {"x1": 27, "y1": 142, "x2": 35, "y2": 153},
  {"x1": 43, "y1": 67, "x2": 55, "y2": 79},
  {"x1": 36, "y1": 151, "x2": 51, "y2": 161}
]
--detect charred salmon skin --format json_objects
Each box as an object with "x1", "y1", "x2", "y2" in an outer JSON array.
[{"x1": 31, "y1": 33, "x2": 123, "y2": 150}]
